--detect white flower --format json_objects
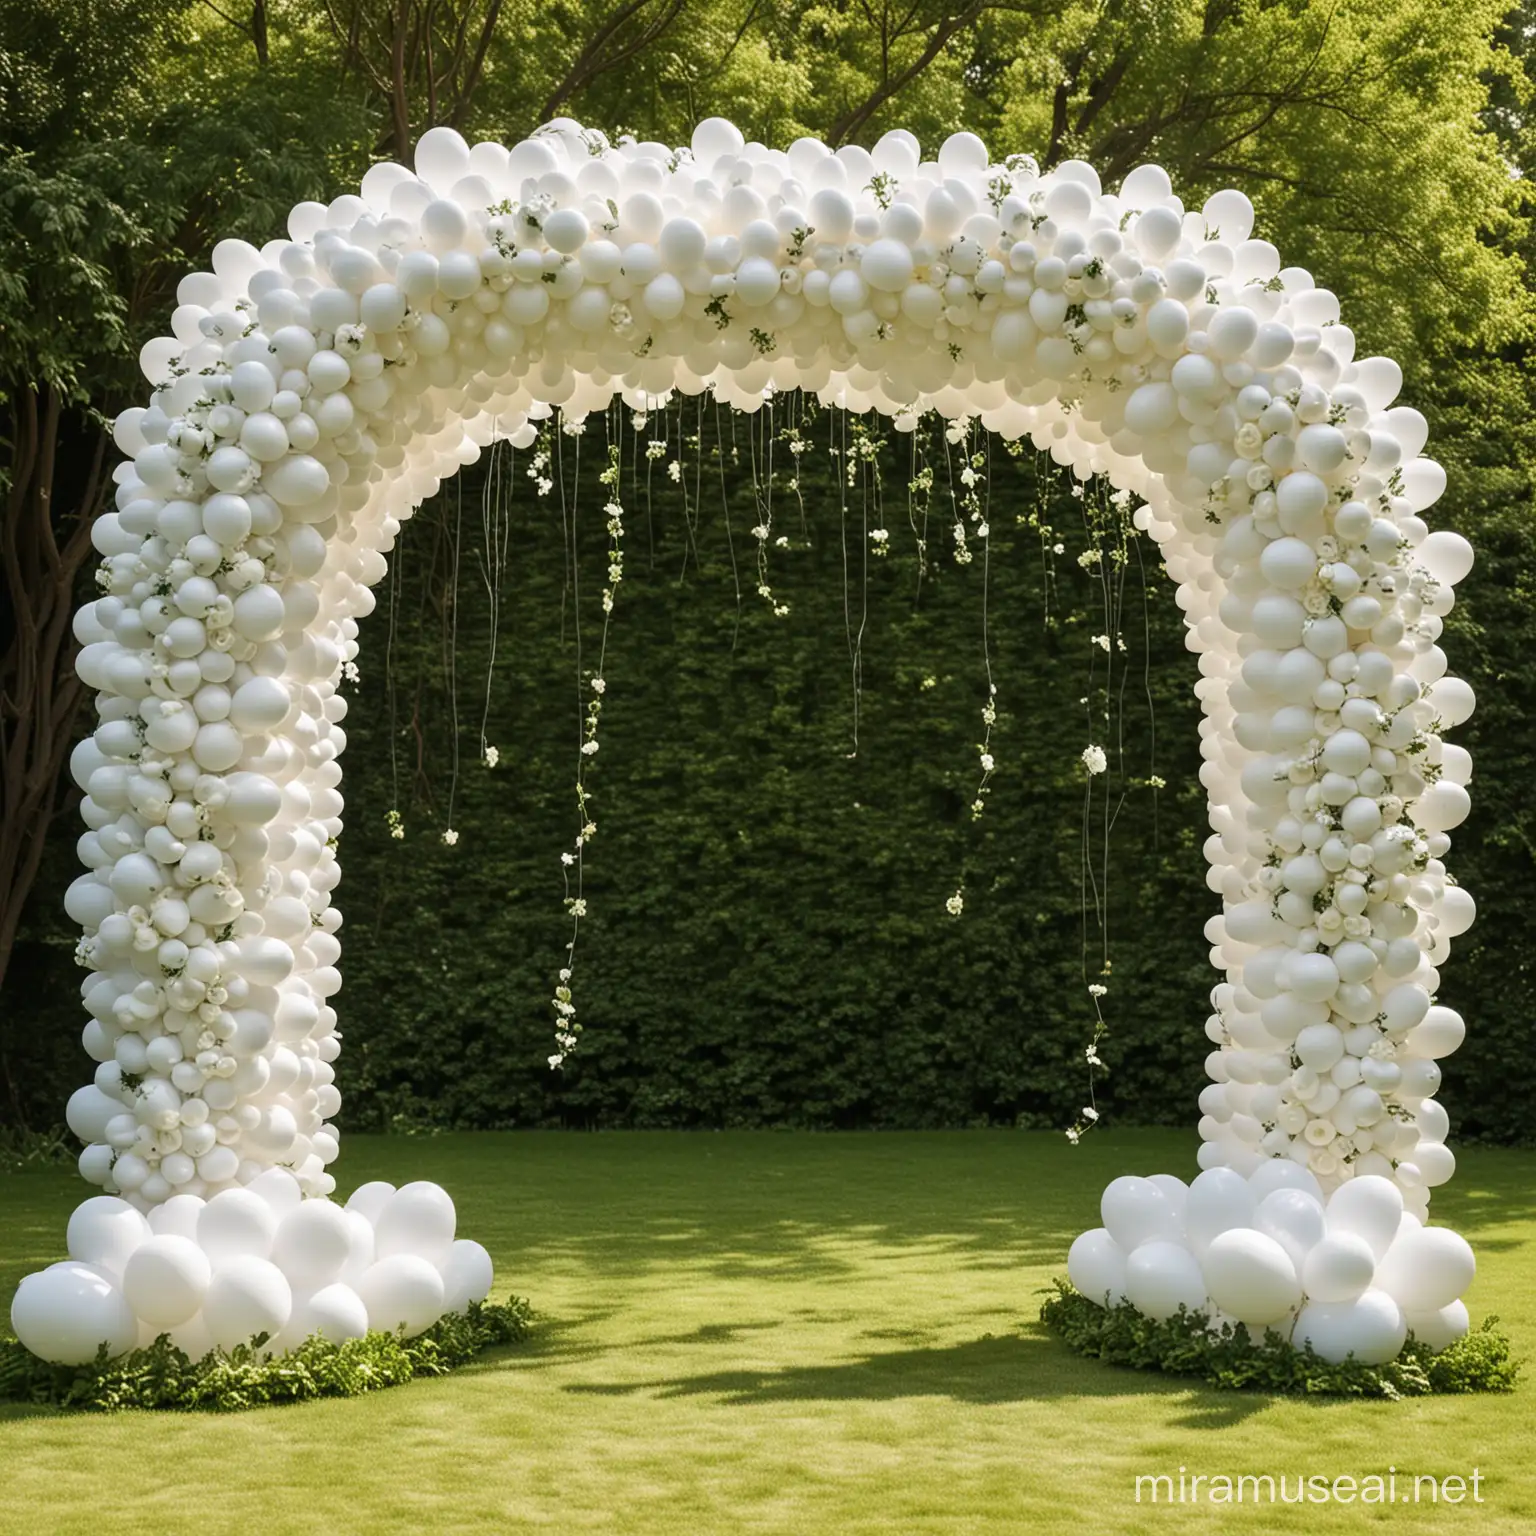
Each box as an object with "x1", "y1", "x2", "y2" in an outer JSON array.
[
  {"x1": 959, "y1": 466, "x2": 979, "y2": 488},
  {"x1": 1065, "y1": 1126, "x2": 1081, "y2": 1144},
  {"x1": 1088, "y1": 983, "x2": 1108, "y2": 998},
  {"x1": 945, "y1": 891, "x2": 964, "y2": 917},
  {"x1": 549, "y1": 1054, "x2": 565, "y2": 1070},
  {"x1": 484, "y1": 745, "x2": 500, "y2": 768},
  {"x1": 1092, "y1": 633, "x2": 1111, "y2": 652},
  {"x1": 668, "y1": 460, "x2": 682, "y2": 482},
  {"x1": 591, "y1": 677, "x2": 606, "y2": 694},
  {"x1": 561, "y1": 852, "x2": 575, "y2": 866},
  {"x1": 979, "y1": 752, "x2": 995, "y2": 772},
  {"x1": 569, "y1": 898, "x2": 588, "y2": 917},
  {"x1": 1082, "y1": 1106, "x2": 1100, "y2": 1122},
  {"x1": 581, "y1": 740, "x2": 600, "y2": 756},
  {"x1": 441, "y1": 828, "x2": 459, "y2": 846},
  {"x1": 1085, "y1": 1047, "x2": 1103, "y2": 1066},
  {"x1": 1082, "y1": 744, "x2": 1107, "y2": 775},
  {"x1": 1052, "y1": 542, "x2": 1065, "y2": 555},
  {"x1": 1234, "y1": 422, "x2": 1264, "y2": 456}
]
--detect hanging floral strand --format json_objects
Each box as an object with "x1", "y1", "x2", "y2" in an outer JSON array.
[
  {"x1": 1066, "y1": 476, "x2": 1143, "y2": 1142},
  {"x1": 550, "y1": 436, "x2": 625, "y2": 1069},
  {"x1": 440, "y1": 475, "x2": 464, "y2": 846},
  {"x1": 476, "y1": 432, "x2": 512, "y2": 771}
]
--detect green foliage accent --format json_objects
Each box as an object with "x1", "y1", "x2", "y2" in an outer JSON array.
[
  {"x1": 1039, "y1": 1280, "x2": 1521, "y2": 1399},
  {"x1": 0, "y1": 1297, "x2": 532, "y2": 1412}
]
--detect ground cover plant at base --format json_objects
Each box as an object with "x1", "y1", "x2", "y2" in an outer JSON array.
[
  {"x1": 1040, "y1": 1280, "x2": 1519, "y2": 1399},
  {"x1": 0, "y1": 1296, "x2": 530, "y2": 1412}
]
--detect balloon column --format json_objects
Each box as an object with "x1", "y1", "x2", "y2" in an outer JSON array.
[{"x1": 12, "y1": 117, "x2": 1476, "y2": 1367}]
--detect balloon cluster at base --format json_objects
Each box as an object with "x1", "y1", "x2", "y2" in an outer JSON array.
[
  {"x1": 1069, "y1": 1168, "x2": 1474, "y2": 1362},
  {"x1": 26, "y1": 112, "x2": 1476, "y2": 1367},
  {"x1": 9, "y1": 1171, "x2": 493, "y2": 1364}
]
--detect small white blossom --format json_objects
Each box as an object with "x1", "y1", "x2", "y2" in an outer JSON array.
[
  {"x1": 1082, "y1": 744, "x2": 1108, "y2": 775},
  {"x1": 441, "y1": 828, "x2": 459, "y2": 846},
  {"x1": 484, "y1": 745, "x2": 500, "y2": 768},
  {"x1": 1088, "y1": 983, "x2": 1108, "y2": 998},
  {"x1": 1082, "y1": 1106, "x2": 1100, "y2": 1122},
  {"x1": 580, "y1": 740, "x2": 600, "y2": 756},
  {"x1": 945, "y1": 891, "x2": 964, "y2": 917},
  {"x1": 979, "y1": 752, "x2": 995, "y2": 772}
]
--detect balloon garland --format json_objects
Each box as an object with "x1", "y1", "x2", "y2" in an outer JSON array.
[{"x1": 13, "y1": 116, "x2": 1478, "y2": 1370}]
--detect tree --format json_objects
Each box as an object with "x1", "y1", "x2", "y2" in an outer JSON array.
[{"x1": 0, "y1": 0, "x2": 373, "y2": 1000}]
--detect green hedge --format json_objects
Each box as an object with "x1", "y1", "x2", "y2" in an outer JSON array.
[{"x1": 5, "y1": 402, "x2": 1533, "y2": 1138}]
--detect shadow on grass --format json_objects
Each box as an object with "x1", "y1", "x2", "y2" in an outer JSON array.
[{"x1": 557, "y1": 1321, "x2": 1277, "y2": 1423}]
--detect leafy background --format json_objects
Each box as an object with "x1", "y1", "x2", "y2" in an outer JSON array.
[{"x1": 3, "y1": 0, "x2": 1535, "y2": 1143}]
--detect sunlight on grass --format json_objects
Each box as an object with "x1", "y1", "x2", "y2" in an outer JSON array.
[{"x1": 2, "y1": 1130, "x2": 1533, "y2": 1534}]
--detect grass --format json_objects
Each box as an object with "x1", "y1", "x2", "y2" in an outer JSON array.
[{"x1": 1, "y1": 1128, "x2": 1533, "y2": 1534}]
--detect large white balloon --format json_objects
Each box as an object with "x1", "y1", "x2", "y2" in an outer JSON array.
[
  {"x1": 1200, "y1": 1229, "x2": 1301, "y2": 1327},
  {"x1": 1374, "y1": 1226, "x2": 1475, "y2": 1313},
  {"x1": 1295, "y1": 1289, "x2": 1407, "y2": 1364},
  {"x1": 10, "y1": 1262, "x2": 138, "y2": 1365},
  {"x1": 1067, "y1": 1228, "x2": 1128, "y2": 1306},
  {"x1": 1125, "y1": 1241, "x2": 1209, "y2": 1321},
  {"x1": 203, "y1": 1255, "x2": 293, "y2": 1350},
  {"x1": 121, "y1": 1235, "x2": 211, "y2": 1327},
  {"x1": 440, "y1": 1239, "x2": 495, "y2": 1313},
  {"x1": 356, "y1": 1254, "x2": 447, "y2": 1337},
  {"x1": 67, "y1": 1197, "x2": 150, "y2": 1277}
]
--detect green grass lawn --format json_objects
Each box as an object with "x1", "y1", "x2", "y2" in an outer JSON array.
[{"x1": 2, "y1": 1129, "x2": 1533, "y2": 1534}]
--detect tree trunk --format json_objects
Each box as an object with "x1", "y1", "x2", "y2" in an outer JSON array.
[{"x1": 0, "y1": 386, "x2": 107, "y2": 994}]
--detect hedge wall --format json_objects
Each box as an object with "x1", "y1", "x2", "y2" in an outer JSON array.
[{"x1": 5, "y1": 400, "x2": 1531, "y2": 1141}]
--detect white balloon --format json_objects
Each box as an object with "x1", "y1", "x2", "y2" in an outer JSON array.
[
  {"x1": 271, "y1": 1199, "x2": 353, "y2": 1290},
  {"x1": 1067, "y1": 1228, "x2": 1128, "y2": 1307},
  {"x1": 203, "y1": 1256, "x2": 292, "y2": 1350},
  {"x1": 10, "y1": 1261, "x2": 138, "y2": 1364},
  {"x1": 356, "y1": 1254, "x2": 446, "y2": 1337},
  {"x1": 1294, "y1": 1289, "x2": 1406, "y2": 1364},
  {"x1": 1125, "y1": 1241, "x2": 1209, "y2": 1321},
  {"x1": 1325, "y1": 1176, "x2": 1403, "y2": 1259},
  {"x1": 374, "y1": 1181, "x2": 456, "y2": 1266},
  {"x1": 1185, "y1": 1169, "x2": 1256, "y2": 1257},
  {"x1": 440, "y1": 1239, "x2": 495, "y2": 1313},
  {"x1": 121, "y1": 1235, "x2": 211, "y2": 1326},
  {"x1": 1256, "y1": 1187, "x2": 1327, "y2": 1273},
  {"x1": 1374, "y1": 1225, "x2": 1475, "y2": 1312},
  {"x1": 1200, "y1": 1229, "x2": 1301, "y2": 1326},
  {"x1": 346, "y1": 1181, "x2": 397, "y2": 1226},
  {"x1": 67, "y1": 1196, "x2": 151, "y2": 1277},
  {"x1": 197, "y1": 1188, "x2": 278, "y2": 1264},
  {"x1": 1301, "y1": 1233, "x2": 1376, "y2": 1304},
  {"x1": 1404, "y1": 1299, "x2": 1470, "y2": 1352},
  {"x1": 283, "y1": 1281, "x2": 370, "y2": 1348}
]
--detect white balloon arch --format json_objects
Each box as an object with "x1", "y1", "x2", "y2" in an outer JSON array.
[{"x1": 12, "y1": 117, "x2": 1482, "y2": 1368}]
